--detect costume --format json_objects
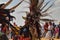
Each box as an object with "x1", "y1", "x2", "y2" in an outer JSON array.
[{"x1": 45, "y1": 25, "x2": 53, "y2": 39}]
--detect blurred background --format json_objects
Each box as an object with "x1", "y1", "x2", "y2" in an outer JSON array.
[{"x1": 0, "y1": 0, "x2": 60, "y2": 26}]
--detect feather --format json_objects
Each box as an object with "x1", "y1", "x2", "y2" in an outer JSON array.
[
  {"x1": 10, "y1": 0, "x2": 24, "y2": 10},
  {"x1": 40, "y1": 19, "x2": 56, "y2": 21},
  {"x1": 42, "y1": 2, "x2": 54, "y2": 13},
  {"x1": 37, "y1": 0, "x2": 44, "y2": 8},
  {"x1": 42, "y1": 0, "x2": 56, "y2": 13},
  {"x1": 1, "y1": 0, "x2": 13, "y2": 8},
  {"x1": 41, "y1": 0, "x2": 51, "y2": 11}
]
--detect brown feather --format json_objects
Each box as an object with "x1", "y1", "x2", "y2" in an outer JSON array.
[
  {"x1": 10, "y1": 0, "x2": 24, "y2": 10},
  {"x1": 41, "y1": 0, "x2": 51, "y2": 11},
  {"x1": 37, "y1": 0, "x2": 44, "y2": 8},
  {"x1": 1, "y1": 0, "x2": 13, "y2": 8},
  {"x1": 40, "y1": 19, "x2": 56, "y2": 21}
]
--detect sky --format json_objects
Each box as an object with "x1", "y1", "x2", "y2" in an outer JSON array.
[{"x1": 0, "y1": 0, "x2": 60, "y2": 26}]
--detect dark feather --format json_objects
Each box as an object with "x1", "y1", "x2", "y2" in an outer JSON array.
[
  {"x1": 40, "y1": 19, "x2": 56, "y2": 21},
  {"x1": 37, "y1": 0, "x2": 44, "y2": 8},
  {"x1": 41, "y1": 0, "x2": 51, "y2": 11}
]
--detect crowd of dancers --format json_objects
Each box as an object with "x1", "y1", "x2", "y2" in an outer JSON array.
[
  {"x1": 0, "y1": 21, "x2": 60, "y2": 40},
  {"x1": 41, "y1": 22, "x2": 60, "y2": 40}
]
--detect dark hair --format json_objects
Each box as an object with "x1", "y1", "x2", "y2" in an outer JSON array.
[
  {"x1": 0, "y1": 3, "x2": 5, "y2": 8},
  {"x1": 49, "y1": 21, "x2": 52, "y2": 25}
]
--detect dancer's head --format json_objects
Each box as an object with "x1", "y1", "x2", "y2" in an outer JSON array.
[{"x1": 0, "y1": 3, "x2": 5, "y2": 8}]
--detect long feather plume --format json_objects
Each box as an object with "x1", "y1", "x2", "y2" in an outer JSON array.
[{"x1": 1, "y1": 0, "x2": 13, "y2": 8}]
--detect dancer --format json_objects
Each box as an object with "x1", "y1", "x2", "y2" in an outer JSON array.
[{"x1": 45, "y1": 22, "x2": 54, "y2": 40}]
